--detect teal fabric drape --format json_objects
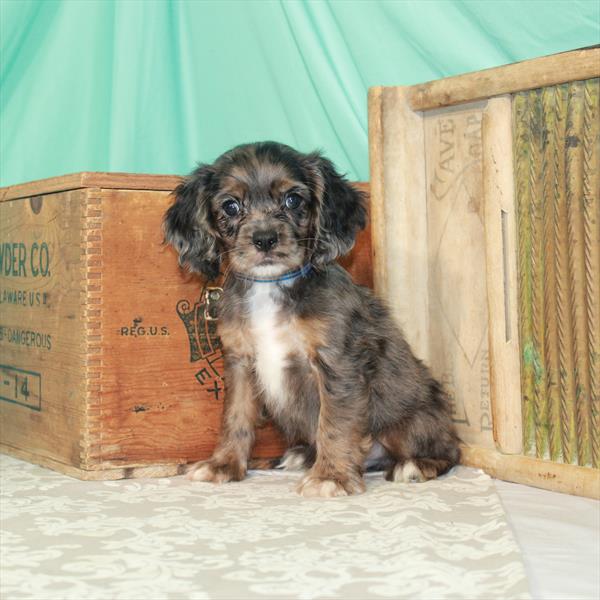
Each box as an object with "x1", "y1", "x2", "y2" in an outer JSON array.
[{"x1": 1, "y1": 0, "x2": 598, "y2": 187}]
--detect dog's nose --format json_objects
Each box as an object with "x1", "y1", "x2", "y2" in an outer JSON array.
[{"x1": 252, "y1": 230, "x2": 279, "y2": 252}]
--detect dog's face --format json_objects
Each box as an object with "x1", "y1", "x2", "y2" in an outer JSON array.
[{"x1": 164, "y1": 142, "x2": 366, "y2": 279}]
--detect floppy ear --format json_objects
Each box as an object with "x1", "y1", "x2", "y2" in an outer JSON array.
[
  {"x1": 163, "y1": 165, "x2": 221, "y2": 280},
  {"x1": 304, "y1": 153, "x2": 367, "y2": 265}
]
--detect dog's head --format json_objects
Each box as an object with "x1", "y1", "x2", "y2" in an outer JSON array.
[{"x1": 164, "y1": 142, "x2": 366, "y2": 280}]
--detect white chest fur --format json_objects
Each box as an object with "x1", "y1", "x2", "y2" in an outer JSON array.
[{"x1": 246, "y1": 283, "x2": 294, "y2": 412}]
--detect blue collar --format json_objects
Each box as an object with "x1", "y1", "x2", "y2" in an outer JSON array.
[{"x1": 234, "y1": 263, "x2": 313, "y2": 284}]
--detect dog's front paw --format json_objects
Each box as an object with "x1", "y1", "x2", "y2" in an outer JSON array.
[
  {"x1": 296, "y1": 472, "x2": 366, "y2": 498},
  {"x1": 185, "y1": 459, "x2": 246, "y2": 483}
]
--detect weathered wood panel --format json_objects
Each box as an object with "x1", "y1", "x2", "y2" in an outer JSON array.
[
  {"x1": 369, "y1": 48, "x2": 599, "y2": 497},
  {"x1": 482, "y1": 96, "x2": 523, "y2": 455},
  {"x1": 0, "y1": 172, "x2": 182, "y2": 202},
  {"x1": 368, "y1": 86, "x2": 429, "y2": 361},
  {"x1": 462, "y1": 445, "x2": 599, "y2": 498},
  {"x1": 514, "y1": 78, "x2": 599, "y2": 467},
  {"x1": 93, "y1": 188, "x2": 286, "y2": 468},
  {"x1": 424, "y1": 101, "x2": 496, "y2": 450},
  {"x1": 0, "y1": 191, "x2": 87, "y2": 468},
  {"x1": 408, "y1": 47, "x2": 599, "y2": 111}
]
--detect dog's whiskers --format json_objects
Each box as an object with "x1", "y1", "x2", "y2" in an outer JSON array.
[{"x1": 217, "y1": 243, "x2": 253, "y2": 261}]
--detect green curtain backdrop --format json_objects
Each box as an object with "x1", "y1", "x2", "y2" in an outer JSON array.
[{"x1": 1, "y1": 0, "x2": 598, "y2": 187}]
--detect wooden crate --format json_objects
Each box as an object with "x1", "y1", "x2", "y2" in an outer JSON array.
[
  {"x1": 369, "y1": 47, "x2": 599, "y2": 498},
  {"x1": 0, "y1": 173, "x2": 371, "y2": 479}
]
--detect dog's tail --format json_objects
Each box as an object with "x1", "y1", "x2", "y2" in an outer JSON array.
[{"x1": 430, "y1": 378, "x2": 462, "y2": 468}]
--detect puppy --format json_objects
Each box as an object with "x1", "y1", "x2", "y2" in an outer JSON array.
[{"x1": 164, "y1": 141, "x2": 460, "y2": 497}]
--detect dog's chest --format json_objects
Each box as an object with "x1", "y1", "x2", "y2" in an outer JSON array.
[{"x1": 246, "y1": 284, "x2": 298, "y2": 410}]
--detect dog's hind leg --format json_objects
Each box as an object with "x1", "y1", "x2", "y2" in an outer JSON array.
[
  {"x1": 385, "y1": 456, "x2": 457, "y2": 483},
  {"x1": 379, "y1": 419, "x2": 461, "y2": 484},
  {"x1": 275, "y1": 445, "x2": 316, "y2": 471},
  {"x1": 380, "y1": 378, "x2": 461, "y2": 483}
]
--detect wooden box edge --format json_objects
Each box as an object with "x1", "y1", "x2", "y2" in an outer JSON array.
[{"x1": 0, "y1": 172, "x2": 183, "y2": 202}]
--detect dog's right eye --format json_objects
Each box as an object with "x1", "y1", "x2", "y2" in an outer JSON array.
[{"x1": 222, "y1": 199, "x2": 240, "y2": 217}]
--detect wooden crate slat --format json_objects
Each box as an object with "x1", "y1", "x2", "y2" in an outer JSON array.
[
  {"x1": 481, "y1": 96, "x2": 523, "y2": 455},
  {"x1": 565, "y1": 81, "x2": 593, "y2": 467},
  {"x1": 0, "y1": 172, "x2": 183, "y2": 202},
  {"x1": 407, "y1": 47, "x2": 600, "y2": 111},
  {"x1": 582, "y1": 78, "x2": 600, "y2": 469},
  {"x1": 0, "y1": 190, "x2": 88, "y2": 467}
]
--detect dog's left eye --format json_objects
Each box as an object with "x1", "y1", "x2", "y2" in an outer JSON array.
[
  {"x1": 222, "y1": 199, "x2": 240, "y2": 216},
  {"x1": 285, "y1": 193, "x2": 302, "y2": 209}
]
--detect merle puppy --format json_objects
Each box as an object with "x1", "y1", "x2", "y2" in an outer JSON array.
[{"x1": 164, "y1": 141, "x2": 460, "y2": 497}]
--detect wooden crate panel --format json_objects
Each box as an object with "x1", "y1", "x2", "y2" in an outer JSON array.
[
  {"x1": 0, "y1": 191, "x2": 86, "y2": 467},
  {"x1": 369, "y1": 47, "x2": 600, "y2": 497},
  {"x1": 1, "y1": 173, "x2": 372, "y2": 478},
  {"x1": 90, "y1": 188, "x2": 284, "y2": 468},
  {"x1": 514, "y1": 78, "x2": 600, "y2": 467},
  {"x1": 424, "y1": 102, "x2": 495, "y2": 450}
]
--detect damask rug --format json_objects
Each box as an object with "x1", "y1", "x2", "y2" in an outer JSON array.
[{"x1": 0, "y1": 455, "x2": 529, "y2": 599}]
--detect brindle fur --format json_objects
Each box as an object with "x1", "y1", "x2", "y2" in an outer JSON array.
[{"x1": 164, "y1": 142, "x2": 460, "y2": 497}]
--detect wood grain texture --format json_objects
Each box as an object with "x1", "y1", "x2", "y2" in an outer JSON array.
[
  {"x1": 540, "y1": 84, "x2": 565, "y2": 462},
  {"x1": 373, "y1": 86, "x2": 429, "y2": 362},
  {"x1": 461, "y1": 445, "x2": 600, "y2": 499},
  {"x1": 565, "y1": 81, "x2": 592, "y2": 467},
  {"x1": 0, "y1": 191, "x2": 87, "y2": 468},
  {"x1": 0, "y1": 172, "x2": 183, "y2": 202},
  {"x1": 481, "y1": 96, "x2": 523, "y2": 455},
  {"x1": 408, "y1": 47, "x2": 600, "y2": 111},
  {"x1": 81, "y1": 188, "x2": 104, "y2": 469},
  {"x1": 551, "y1": 86, "x2": 578, "y2": 465},
  {"x1": 513, "y1": 91, "x2": 538, "y2": 457},
  {"x1": 368, "y1": 87, "x2": 387, "y2": 296},
  {"x1": 93, "y1": 188, "x2": 286, "y2": 468},
  {"x1": 423, "y1": 101, "x2": 495, "y2": 451},
  {"x1": 582, "y1": 79, "x2": 600, "y2": 468},
  {"x1": 529, "y1": 90, "x2": 548, "y2": 460},
  {"x1": 0, "y1": 443, "x2": 186, "y2": 480}
]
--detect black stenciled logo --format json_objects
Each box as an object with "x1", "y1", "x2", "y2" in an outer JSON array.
[
  {"x1": 176, "y1": 286, "x2": 223, "y2": 401},
  {"x1": 119, "y1": 317, "x2": 169, "y2": 337}
]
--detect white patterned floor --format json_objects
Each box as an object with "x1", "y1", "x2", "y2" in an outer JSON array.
[
  {"x1": 495, "y1": 477, "x2": 599, "y2": 600},
  {"x1": 0, "y1": 456, "x2": 532, "y2": 600}
]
